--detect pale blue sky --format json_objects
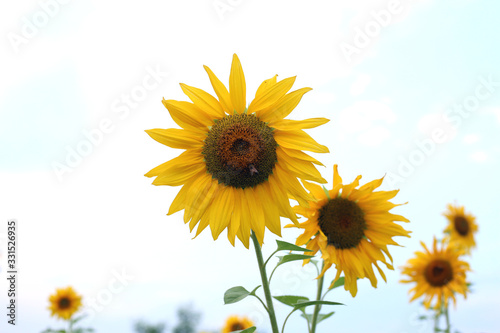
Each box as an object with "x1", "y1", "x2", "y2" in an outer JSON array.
[{"x1": 1, "y1": 0, "x2": 499, "y2": 332}]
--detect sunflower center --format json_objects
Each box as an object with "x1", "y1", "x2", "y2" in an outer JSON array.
[
  {"x1": 203, "y1": 113, "x2": 277, "y2": 189},
  {"x1": 424, "y1": 259, "x2": 453, "y2": 287},
  {"x1": 454, "y1": 216, "x2": 469, "y2": 236},
  {"x1": 317, "y1": 197, "x2": 366, "y2": 249},
  {"x1": 58, "y1": 297, "x2": 71, "y2": 309},
  {"x1": 230, "y1": 323, "x2": 245, "y2": 331}
]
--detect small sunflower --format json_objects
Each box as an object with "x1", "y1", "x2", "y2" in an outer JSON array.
[
  {"x1": 145, "y1": 54, "x2": 329, "y2": 247},
  {"x1": 48, "y1": 286, "x2": 82, "y2": 320},
  {"x1": 287, "y1": 165, "x2": 410, "y2": 297},
  {"x1": 443, "y1": 203, "x2": 478, "y2": 254},
  {"x1": 222, "y1": 315, "x2": 254, "y2": 333},
  {"x1": 400, "y1": 237, "x2": 470, "y2": 309}
]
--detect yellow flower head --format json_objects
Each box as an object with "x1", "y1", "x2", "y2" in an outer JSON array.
[
  {"x1": 287, "y1": 165, "x2": 411, "y2": 297},
  {"x1": 400, "y1": 237, "x2": 470, "y2": 309},
  {"x1": 145, "y1": 54, "x2": 329, "y2": 247},
  {"x1": 443, "y1": 203, "x2": 478, "y2": 254},
  {"x1": 48, "y1": 286, "x2": 82, "y2": 320},
  {"x1": 222, "y1": 315, "x2": 254, "y2": 333}
]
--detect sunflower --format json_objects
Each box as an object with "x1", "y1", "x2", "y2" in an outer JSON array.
[
  {"x1": 145, "y1": 54, "x2": 329, "y2": 247},
  {"x1": 400, "y1": 237, "x2": 470, "y2": 309},
  {"x1": 48, "y1": 286, "x2": 82, "y2": 320},
  {"x1": 443, "y1": 203, "x2": 478, "y2": 254},
  {"x1": 286, "y1": 165, "x2": 410, "y2": 297},
  {"x1": 222, "y1": 315, "x2": 254, "y2": 333}
]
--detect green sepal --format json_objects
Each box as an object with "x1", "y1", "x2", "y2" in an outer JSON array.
[{"x1": 322, "y1": 186, "x2": 330, "y2": 199}]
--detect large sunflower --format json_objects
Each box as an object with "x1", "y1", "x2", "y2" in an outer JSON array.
[
  {"x1": 443, "y1": 203, "x2": 477, "y2": 254},
  {"x1": 48, "y1": 286, "x2": 82, "y2": 320},
  {"x1": 222, "y1": 315, "x2": 254, "y2": 333},
  {"x1": 145, "y1": 54, "x2": 329, "y2": 247},
  {"x1": 287, "y1": 165, "x2": 410, "y2": 297},
  {"x1": 400, "y1": 237, "x2": 470, "y2": 309}
]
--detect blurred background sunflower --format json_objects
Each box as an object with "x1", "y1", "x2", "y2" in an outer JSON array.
[
  {"x1": 443, "y1": 203, "x2": 478, "y2": 254},
  {"x1": 48, "y1": 286, "x2": 82, "y2": 320},
  {"x1": 222, "y1": 315, "x2": 254, "y2": 333},
  {"x1": 400, "y1": 237, "x2": 470, "y2": 309}
]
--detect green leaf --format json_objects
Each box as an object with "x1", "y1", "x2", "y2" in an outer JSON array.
[
  {"x1": 232, "y1": 327, "x2": 256, "y2": 333},
  {"x1": 273, "y1": 295, "x2": 309, "y2": 307},
  {"x1": 300, "y1": 311, "x2": 335, "y2": 324},
  {"x1": 276, "y1": 240, "x2": 313, "y2": 252},
  {"x1": 249, "y1": 285, "x2": 261, "y2": 296},
  {"x1": 293, "y1": 300, "x2": 344, "y2": 310},
  {"x1": 224, "y1": 286, "x2": 251, "y2": 304},
  {"x1": 329, "y1": 277, "x2": 346, "y2": 290},
  {"x1": 277, "y1": 254, "x2": 315, "y2": 266}
]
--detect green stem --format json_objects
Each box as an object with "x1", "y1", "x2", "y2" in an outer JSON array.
[
  {"x1": 310, "y1": 261, "x2": 325, "y2": 333},
  {"x1": 281, "y1": 309, "x2": 297, "y2": 333},
  {"x1": 251, "y1": 231, "x2": 280, "y2": 333},
  {"x1": 434, "y1": 307, "x2": 440, "y2": 333},
  {"x1": 444, "y1": 305, "x2": 450, "y2": 333}
]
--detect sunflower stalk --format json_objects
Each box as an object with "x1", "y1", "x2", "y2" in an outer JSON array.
[
  {"x1": 251, "y1": 231, "x2": 280, "y2": 333},
  {"x1": 310, "y1": 261, "x2": 325, "y2": 333}
]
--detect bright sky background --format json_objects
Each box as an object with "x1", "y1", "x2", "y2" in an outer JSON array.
[{"x1": 1, "y1": 0, "x2": 499, "y2": 332}]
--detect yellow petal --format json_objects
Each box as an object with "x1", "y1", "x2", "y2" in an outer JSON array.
[
  {"x1": 274, "y1": 129, "x2": 329, "y2": 154},
  {"x1": 255, "y1": 184, "x2": 281, "y2": 237},
  {"x1": 245, "y1": 188, "x2": 265, "y2": 245},
  {"x1": 248, "y1": 76, "x2": 296, "y2": 114},
  {"x1": 274, "y1": 163, "x2": 313, "y2": 207},
  {"x1": 271, "y1": 118, "x2": 330, "y2": 131},
  {"x1": 236, "y1": 188, "x2": 251, "y2": 248},
  {"x1": 255, "y1": 74, "x2": 278, "y2": 98},
  {"x1": 204, "y1": 65, "x2": 234, "y2": 113},
  {"x1": 267, "y1": 176, "x2": 299, "y2": 225},
  {"x1": 162, "y1": 99, "x2": 213, "y2": 128},
  {"x1": 145, "y1": 128, "x2": 203, "y2": 149},
  {"x1": 227, "y1": 189, "x2": 242, "y2": 246},
  {"x1": 180, "y1": 83, "x2": 224, "y2": 119},
  {"x1": 301, "y1": 180, "x2": 327, "y2": 200},
  {"x1": 332, "y1": 164, "x2": 343, "y2": 188},
  {"x1": 209, "y1": 185, "x2": 234, "y2": 240},
  {"x1": 259, "y1": 87, "x2": 312, "y2": 123},
  {"x1": 145, "y1": 149, "x2": 202, "y2": 178},
  {"x1": 278, "y1": 147, "x2": 324, "y2": 166},
  {"x1": 229, "y1": 54, "x2": 246, "y2": 114},
  {"x1": 152, "y1": 163, "x2": 205, "y2": 186},
  {"x1": 277, "y1": 147, "x2": 326, "y2": 183}
]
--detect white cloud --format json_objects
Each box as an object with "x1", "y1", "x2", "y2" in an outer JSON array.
[
  {"x1": 470, "y1": 151, "x2": 488, "y2": 162},
  {"x1": 350, "y1": 74, "x2": 371, "y2": 96},
  {"x1": 463, "y1": 134, "x2": 480, "y2": 144},
  {"x1": 417, "y1": 113, "x2": 457, "y2": 142},
  {"x1": 337, "y1": 100, "x2": 395, "y2": 146}
]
